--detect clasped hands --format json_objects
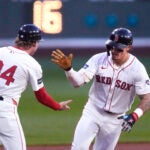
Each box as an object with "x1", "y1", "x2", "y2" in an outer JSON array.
[{"x1": 51, "y1": 49, "x2": 73, "y2": 71}]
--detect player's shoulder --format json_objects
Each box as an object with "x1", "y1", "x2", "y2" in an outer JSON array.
[
  {"x1": 130, "y1": 54, "x2": 143, "y2": 65},
  {"x1": 19, "y1": 54, "x2": 42, "y2": 74},
  {"x1": 9, "y1": 46, "x2": 41, "y2": 69},
  {"x1": 25, "y1": 54, "x2": 41, "y2": 68},
  {"x1": 88, "y1": 52, "x2": 107, "y2": 64},
  {"x1": 130, "y1": 53, "x2": 146, "y2": 69},
  {"x1": 85, "y1": 52, "x2": 108, "y2": 66},
  {"x1": 0, "y1": 46, "x2": 9, "y2": 53},
  {"x1": 91, "y1": 51, "x2": 107, "y2": 59}
]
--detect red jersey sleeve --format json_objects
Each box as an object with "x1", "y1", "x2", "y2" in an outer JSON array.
[{"x1": 34, "y1": 87, "x2": 61, "y2": 110}]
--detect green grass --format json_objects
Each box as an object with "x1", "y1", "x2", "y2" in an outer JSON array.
[{"x1": 18, "y1": 56, "x2": 150, "y2": 145}]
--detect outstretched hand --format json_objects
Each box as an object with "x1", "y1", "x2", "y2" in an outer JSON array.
[
  {"x1": 118, "y1": 112, "x2": 138, "y2": 132},
  {"x1": 59, "y1": 100, "x2": 72, "y2": 110},
  {"x1": 51, "y1": 49, "x2": 73, "y2": 71}
]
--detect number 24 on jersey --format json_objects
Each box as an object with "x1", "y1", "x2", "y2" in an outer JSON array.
[{"x1": 0, "y1": 60, "x2": 17, "y2": 86}]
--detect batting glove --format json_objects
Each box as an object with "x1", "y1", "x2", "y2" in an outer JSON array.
[
  {"x1": 118, "y1": 112, "x2": 138, "y2": 132},
  {"x1": 51, "y1": 49, "x2": 73, "y2": 71}
]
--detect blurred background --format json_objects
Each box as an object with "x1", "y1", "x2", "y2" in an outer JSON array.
[
  {"x1": 0, "y1": 0, "x2": 150, "y2": 146},
  {"x1": 0, "y1": 0, "x2": 150, "y2": 52}
]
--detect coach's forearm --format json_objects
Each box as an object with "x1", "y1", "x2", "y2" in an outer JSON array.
[{"x1": 34, "y1": 87, "x2": 61, "y2": 110}]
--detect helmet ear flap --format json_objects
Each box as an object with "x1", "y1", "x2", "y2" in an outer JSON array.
[
  {"x1": 105, "y1": 40, "x2": 117, "y2": 56},
  {"x1": 110, "y1": 34, "x2": 116, "y2": 41}
]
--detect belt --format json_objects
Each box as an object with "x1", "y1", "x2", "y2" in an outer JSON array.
[
  {"x1": 104, "y1": 110, "x2": 115, "y2": 114},
  {"x1": 0, "y1": 96, "x2": 17, "y2": 106},
  {"x1": 104, "y1": 110, "x2": 124, "y2": 116},
  {"x1": 0, "y1": 96, "x2": 4, "y2": 100}
]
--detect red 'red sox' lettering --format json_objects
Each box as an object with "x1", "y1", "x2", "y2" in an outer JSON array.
[
  {"x1": 115, "y1": 79, "x2": 133, "y2": 90},
  {"x1": 96, "y1": 75, "x2": 112, "y2": 84},
  {"x1": 95, "y1": 75, "x2": 133, "y2": 91}
]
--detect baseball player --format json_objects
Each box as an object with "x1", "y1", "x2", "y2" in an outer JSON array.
[
  {"x1": 51, "y1": 27, "x2": 150, "y2": 150},
  {"x1": 0, "y1": 24, "x2": 72, "y2": 150}
]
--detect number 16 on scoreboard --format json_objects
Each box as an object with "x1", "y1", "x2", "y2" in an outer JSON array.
[{"x1": 33, "y1": 0, "x2": 62, "y2": 34}]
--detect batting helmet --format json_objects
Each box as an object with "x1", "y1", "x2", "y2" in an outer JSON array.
[
  {"x1": 18, "y1": 24, "x2": 42, "y2": 42},
  {"x1": 105, "y1": 27, "x2": 133, "y2": 55}
]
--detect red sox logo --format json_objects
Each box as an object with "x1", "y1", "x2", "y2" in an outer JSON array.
[{"x1": 95, "y1": 75, "x2": 133, "y2": 91}]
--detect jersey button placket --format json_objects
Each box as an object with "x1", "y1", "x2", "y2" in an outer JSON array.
[{"x1": 105, "y1": 70, "x2": 118, "y2": 111}]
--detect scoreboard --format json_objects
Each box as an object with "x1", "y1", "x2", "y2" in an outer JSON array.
[
  {"x1": 33, "y1": 0, "x2": 63, "y2": 34},
  {"x1": 33, "y1": 0, "x2": 150, "y2": 38},
  {"x1": 0, "y1": 0, "x2": 149, "y2": 47}
]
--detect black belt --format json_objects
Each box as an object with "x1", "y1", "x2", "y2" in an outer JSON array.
[
  {"x1": 105, "y1": 110, "x2": 114, "y2": 114},
  {"x1": 0, "y1": 96, "x2": 17, "y2": 106},
  {"x1": 0, "y1": 96, "x2": 4, "y2": 100},
  {"x1": 104, "y1": 110, "x2": 119, "y2": 115}
]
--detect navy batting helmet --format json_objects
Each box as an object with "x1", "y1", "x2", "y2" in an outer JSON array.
[
  {"x1": 105, "y1": 27, "x2": 133, "y2": 55},
  {"x1": 18, "y1": 24, "x2": 42, "y2": 42}
]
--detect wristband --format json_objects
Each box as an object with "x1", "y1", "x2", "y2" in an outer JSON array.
[
  {"x1": 133, "y1": 108, "x2": 143, "y2": 118},
  {"x1": 64, "y1": 66, "x2": 72, "y2": 71}
]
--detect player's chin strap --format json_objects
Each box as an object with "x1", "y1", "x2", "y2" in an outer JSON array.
[{"x1": 105, "y1": 40, "x2": 126, "y2": 56}]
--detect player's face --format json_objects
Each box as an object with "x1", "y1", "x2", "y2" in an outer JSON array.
[{"x1": 111, "y1": 46, "x2": 130, "y2": 64}]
